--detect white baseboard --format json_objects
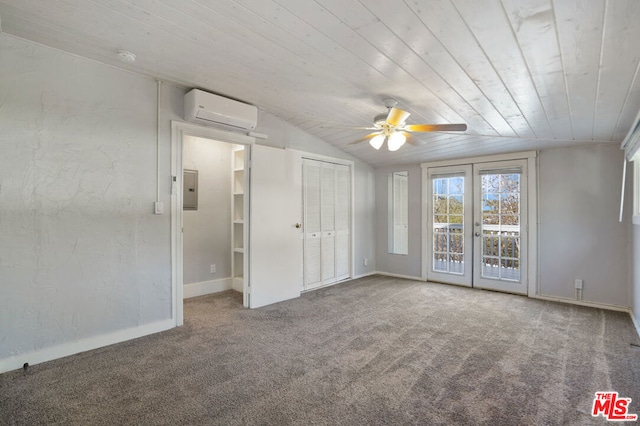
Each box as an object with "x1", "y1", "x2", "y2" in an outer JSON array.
[
  {"x1": 532, "y1": 294, "x2": 631, "y2": 313},
  {"x1": 184, "y1": 277, "x2": 232, "y2": 299},
  {"x1": 0, "y1": 318, "x2": 175, "y2": 374},
  {"x1": 375, "y1": 271, "x2": 424, "y2": 281},
  {"x1": 631, "y1": 311, "x2": 640, "y2": 339},
  {"x1": 351, "y1": 271, "x2": 378, "y2": 280}
]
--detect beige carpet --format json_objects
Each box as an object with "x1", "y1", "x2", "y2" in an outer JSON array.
[{"x1": 1, "y1": 275, "x2": 639, "y2": 425}]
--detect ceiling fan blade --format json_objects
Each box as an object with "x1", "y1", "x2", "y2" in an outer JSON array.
[
  {"x1": 404, "y1": 123, "x2": 467, "y2": 132},
  {"x1": 348, "y1": 132, "x2": 381, "y2": 145},
  {"x1": 386, "y1": 107, "x2": 411, "y2": 126}
]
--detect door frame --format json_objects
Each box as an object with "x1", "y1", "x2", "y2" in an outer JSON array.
[
  {"x1": 170, "y1": 120, "x2": 255, "y2": 326},
  {"x1": 421, "y1": 151, "x2": 538, "y2": 297}
]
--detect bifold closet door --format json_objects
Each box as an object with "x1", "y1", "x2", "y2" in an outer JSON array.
[
  {"x1": 321, "y1": 163, "x2": 336, "y2": 285},
  {"x1": 303, "y1": 160, "x2": 322, "y2": 289},
  {"x1": 334, "y1": 164, "x2": 350, "y2": 281},
  {"x1": 302, "y1": 159, "x2": 351, "y2": 290}
]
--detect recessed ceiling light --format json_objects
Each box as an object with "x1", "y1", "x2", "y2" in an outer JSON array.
[{"x1": 116, "y1": 50, "x2": 136, "y2": 63}]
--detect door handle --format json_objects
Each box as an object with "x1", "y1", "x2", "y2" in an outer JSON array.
[
  {"x1": 475, "y1": 232, "x2": 481, "y2": 237},
  {"x1": 295, "y1": 223, "x2": 302, "y2": 229}
]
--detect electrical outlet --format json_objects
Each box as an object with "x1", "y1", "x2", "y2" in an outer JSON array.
[
  {"x1": 363, "y1": 258, "x2": 368, "y2": 266},
  {"x1": 574, "y1": 279, "x2": 583, "y2": 290},
  {"x1": 210, "y1": 264, "x2": 216, "y2": 274}
]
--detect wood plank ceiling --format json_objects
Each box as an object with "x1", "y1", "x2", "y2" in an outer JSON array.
[{"x1": 1, "y1": 0, "x2": 639, "y2": 166}]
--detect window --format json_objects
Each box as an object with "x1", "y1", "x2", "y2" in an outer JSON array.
[{"x1": 389, "y1": 171, "x2": 408, "y2": 254}]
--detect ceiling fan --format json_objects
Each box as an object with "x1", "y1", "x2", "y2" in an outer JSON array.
[{"x1": 351, "y1": 99, "x2": 467, "y2": 151}]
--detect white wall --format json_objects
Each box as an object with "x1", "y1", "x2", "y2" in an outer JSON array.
[
  {"x1": 374, "y1": 144, "x2": 632, "y2": 308},
  {"x1": 0, "y1": 34, "x2": 178, "y2": 366},
  {"x1": 374, "y1": 165, "x2": 422, "y2": 278},
  {"x1": 0, "y1": 33, "x2": 376, "y2": 371},
  {"x1": 538, "y1": 144, "x2": 630, "y2": 307},
  {"x1": 182, "y1": 136, "x2": 232, "y2": 285}
]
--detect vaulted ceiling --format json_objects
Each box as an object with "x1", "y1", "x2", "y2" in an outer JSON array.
[{"x1": 1, "y1": 0, "x2": 640, "y2": 166}]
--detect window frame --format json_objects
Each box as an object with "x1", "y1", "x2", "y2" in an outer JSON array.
[{"x1": 633, "y1": 155, "x2": 640, "y2": 225}]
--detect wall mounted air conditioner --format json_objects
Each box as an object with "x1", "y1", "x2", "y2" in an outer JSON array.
[{"x1": 184, "y1": 89, "x2": 258, "y2": 131}]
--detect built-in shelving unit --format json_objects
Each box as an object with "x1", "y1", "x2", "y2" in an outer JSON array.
[{"x1": 232, "y1": 146, "x2": 245, "y2": 292}]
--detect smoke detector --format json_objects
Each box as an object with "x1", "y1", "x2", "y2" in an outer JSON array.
[{"x1": 116, "y1": 50, "x2": 136, "y2": 63}]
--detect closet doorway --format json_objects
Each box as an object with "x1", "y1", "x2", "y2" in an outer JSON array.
[
  {"x1": 171, "y1": 122, "x2": 255, "y2": 325},
  {"x1": 181, "y1": 135, "x2": 248, "y2": 302}
]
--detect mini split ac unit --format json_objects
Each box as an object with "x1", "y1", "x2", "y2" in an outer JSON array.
[{"x1": 184, "y1": 89, "x2": 258, "y2": 131}]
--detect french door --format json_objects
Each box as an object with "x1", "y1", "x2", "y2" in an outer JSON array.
[{"x1": 426, "y1": 160, "x2": 528, "y2": 294}]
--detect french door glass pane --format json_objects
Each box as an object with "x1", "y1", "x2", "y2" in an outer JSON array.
[
  {"x1": 432, "y1": 176, "x2": 465, "y2": 275},
  {"x1": 480, "y1": 173, "x2": 521, "y2": 281}
]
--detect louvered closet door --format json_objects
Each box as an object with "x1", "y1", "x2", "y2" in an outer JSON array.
[
  {"x1": 303, "y1": 159, "x2": 322, "y2": 289},
  {"x1": 302, "y1": 159, "x2": 351, "y2": 290},
  {"x1": 334, "y1": 164, "x2": 350, "y2": 281},
  {"x1": 321, "y1": 163, "x2": 336, "y2": 285}
]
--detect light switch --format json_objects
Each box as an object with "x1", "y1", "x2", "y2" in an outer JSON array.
[{"x1": 154, "y1": 201, "x2": 163, "y2": 215}]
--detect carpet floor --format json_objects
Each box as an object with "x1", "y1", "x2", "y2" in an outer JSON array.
[{"x1": 1, "y1": 275, "x2": 639, "y2": 425}]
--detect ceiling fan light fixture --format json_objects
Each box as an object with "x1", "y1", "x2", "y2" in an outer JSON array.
[
  {"x1": 387, "y1": 132, "x2": 406, "y2": 151},
  {"x1": 369, "y1": 134, "x2": 385, "y2": 150}
]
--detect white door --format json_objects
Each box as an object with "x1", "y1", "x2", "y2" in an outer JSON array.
[
  {"x1": 472, "y1": 161, "x2": 528, "y2": 294},
  {"x1": 426, "y1": 165, "x2": 473, "y2": 287},
  {"x1": 426, "y1": 160, "x2": 528, "y2": 295},
  {"x1": 249, "y1": 145, "x2": 303, "y2": 308}
]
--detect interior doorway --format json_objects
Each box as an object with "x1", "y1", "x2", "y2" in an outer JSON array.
[
  {"x1": 181, "y1": 135, "x2": 247, "y2": 304},
  {"x1": 170, "y1": 121, "x2": 255, "y2": 326},
  {"x1": 423, "y1": 153, "x2": 537, "y2": 296}
]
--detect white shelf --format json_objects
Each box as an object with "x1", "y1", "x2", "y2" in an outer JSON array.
[{"x1": 232, "y1": 145, "x2": 245, "y2": 295}]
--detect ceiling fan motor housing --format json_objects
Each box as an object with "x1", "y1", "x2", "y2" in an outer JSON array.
[{"x1": 373, "y1": 112, "x2": 389, "y2": 127}]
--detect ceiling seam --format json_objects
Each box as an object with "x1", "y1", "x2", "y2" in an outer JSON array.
[{"x1": 550, "y1": 0, "x2": 576, "y2": 140}]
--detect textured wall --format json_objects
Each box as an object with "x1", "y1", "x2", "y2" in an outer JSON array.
[
  {"x1": 537, "y1": 144, "x2": 630, "y2": 306},
  {"x1": 182, "y1": 136, "x2": 232, "y2": 284},
  {"x1": 0, "y1": 34, "x2": 178, "y2": 359}
]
